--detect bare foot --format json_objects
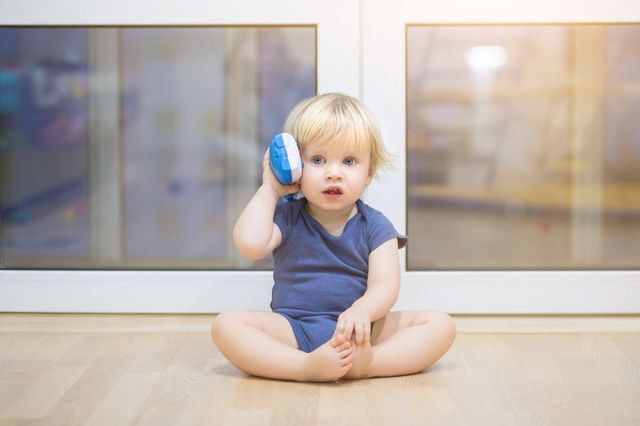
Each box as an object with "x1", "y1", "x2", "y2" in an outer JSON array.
[
  {"x1": 343, "y1": 339, "x2": 374, "y2": 379},
  {"x1": 303, "y1": 334, "x2": 354, "y2": 382}
]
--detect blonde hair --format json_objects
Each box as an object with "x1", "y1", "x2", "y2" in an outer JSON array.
[{"x1": 283, "y1": 92, "x2": 392, "y2": 177}]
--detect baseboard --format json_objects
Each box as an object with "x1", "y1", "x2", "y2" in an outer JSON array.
[{"x1": 1, "y1": 313, "x2": 639, "y2": 333}]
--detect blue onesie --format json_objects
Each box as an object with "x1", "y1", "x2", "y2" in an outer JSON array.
[{"x1": 272, "y1": 198, "x2": 407, "y2": 353}]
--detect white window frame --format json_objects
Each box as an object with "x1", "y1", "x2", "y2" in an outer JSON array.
[
  {"x1": 1, "y1": 0, "x2": 639, "y2": 313},
  {"x1": 363, "y1": 0, "x2": 640, "y2": 313},
  {"x1": 0, "y1": 0, "x2": 360, "y2": 312}
]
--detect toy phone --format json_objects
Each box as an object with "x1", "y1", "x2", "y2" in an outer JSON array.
[{"x1": 269, "y1": 133, "x2": 303, "y2": 184}]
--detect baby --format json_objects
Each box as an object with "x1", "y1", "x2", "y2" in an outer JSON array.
[{"x1": 212, "y1": 93, "x2": 456, "y2": 382}]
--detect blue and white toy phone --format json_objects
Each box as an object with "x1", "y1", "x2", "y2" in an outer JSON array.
[{"x1": 269, "y1": 133, "x2": 303, "y2": 184}]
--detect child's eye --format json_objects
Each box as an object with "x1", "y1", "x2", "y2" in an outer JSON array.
[
  {"x1": 343, "y1": 157, "x2": 356, "y2": 166},
  {"x1": 311, "y1": 156, "x2": 325, "y2": 165}
]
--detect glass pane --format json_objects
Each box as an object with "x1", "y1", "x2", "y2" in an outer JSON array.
[
  {"x1": 0, "y1": 28, "x2": 91, "y2": 265},
  {"x1": 0, "y1": 26, "x2": 316, "y2": 269},
  {"x1": 407, "y1": 25, "x2": 640, "y2": 269}
]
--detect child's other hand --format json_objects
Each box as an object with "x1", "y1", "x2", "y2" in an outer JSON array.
[
  {"x1": 335, "y1": 307, "x2": 371, "y2": 345},
  {"x1": 262, "y1": 149, "x2": 301, "y2": 199}
]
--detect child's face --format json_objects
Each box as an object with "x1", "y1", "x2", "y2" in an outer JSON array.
[{"x1": 300, "y1": 138, "x2": 372, "y2": 213}]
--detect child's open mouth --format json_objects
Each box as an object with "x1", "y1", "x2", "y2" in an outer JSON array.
[{"x1": 323, "y1": 186, "x2": 343, "y2": 199}]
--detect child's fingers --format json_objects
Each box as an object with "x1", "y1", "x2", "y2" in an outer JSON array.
[
  {"x1": 355, "y1": 323, "x2": 364, "y2": 344},
  {"x1": 343, "y1": 321, "x2": 354, "y2": 342},
  {"x1": 335, "y1": 320, "x2": 345, "y2": 336},
  {"x1": 364, "y1": 322, "x2": 371, "y2": 344}
]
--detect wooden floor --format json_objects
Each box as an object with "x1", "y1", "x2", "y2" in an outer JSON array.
[{"x1": 0, "y1": 314, "x2": 639, "y2": 425}]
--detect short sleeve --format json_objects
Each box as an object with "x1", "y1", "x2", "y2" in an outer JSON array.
[
  {"x1": 366, "y1": 209, "x2": 408, "y2": 252},
  {"x1": 273, "y1": 198, "x2": 304, "y2": 246}
]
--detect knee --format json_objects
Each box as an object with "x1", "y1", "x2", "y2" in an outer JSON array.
[
  {"x1": 211, "y1": 313, "x2": 224, "y2": 344},
  {"x1": 421, "y1": 311, "x2": 456, "y2": 346},
  {"x1": 436, "y1": 312, "x2": 457, "y2": 346},
  {"x1": 211, "y1": 311, "x2": 244, "y2": 344}
]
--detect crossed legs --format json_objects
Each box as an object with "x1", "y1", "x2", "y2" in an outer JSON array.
[
  {"x1": 211, "y1": 310, "x2": 456, "y2": 382},
  {"x1": 212, "y1": 311, "x2": 354, "y2": 382},
  {"x1": 344, "y1": 311, "x2": 457, "y2": 379}
]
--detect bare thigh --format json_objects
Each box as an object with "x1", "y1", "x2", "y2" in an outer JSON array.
[
  {"x1": 370, "y1": 311, "x2": 453, "y2": 345},
  {"x1": 213, "y1": 310, "x2": 299, "y2": 350}
]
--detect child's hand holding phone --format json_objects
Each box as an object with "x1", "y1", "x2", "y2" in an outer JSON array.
[{"x1": 267, "y1": 133, "x2": 303, "y2": 200}]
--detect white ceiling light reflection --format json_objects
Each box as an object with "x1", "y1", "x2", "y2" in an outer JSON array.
[
  {"x1": 464, "y1": 46, "x2": 508, "y2": 161},
  {"x1": 465, "y1": 45, "x2": 508, "y2": 69}
]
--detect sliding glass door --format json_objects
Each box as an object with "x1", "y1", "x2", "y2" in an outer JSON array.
[{"x1": 1, "y1": 0, "x2": 639, "y2": 313}]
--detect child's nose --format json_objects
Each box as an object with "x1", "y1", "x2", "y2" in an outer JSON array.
[{"x1": 325, "y1": 162, "x2": 342, "y2": 179}]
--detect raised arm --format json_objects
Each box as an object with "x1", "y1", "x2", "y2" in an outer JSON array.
[{"x1": 233, "y1": 150, "x2": 300, "y2": 260}]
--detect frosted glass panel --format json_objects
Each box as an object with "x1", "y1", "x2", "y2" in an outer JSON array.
[
  {"x1": 406, "y1": 25, "x2": 640, "y2": 269},
  {"x1": 0, "y1": 26, "x2": 316, "y2": 269}
]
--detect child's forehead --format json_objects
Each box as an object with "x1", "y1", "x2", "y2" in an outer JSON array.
[{"x1": 303, "y1": 135, "x2": 369, "y2": 156}]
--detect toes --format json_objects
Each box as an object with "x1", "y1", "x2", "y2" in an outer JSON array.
[
  {"x1": 341, "y1": 353, "x2": 354, "y2": 367},
  {"x1": 333, "y1": 334, "x2": 347, "y2": 347},
  {"x1": 337, "y1": 341, "x2": 351, "y2": 351},
  {"x1": 339, "y1": 348, "x2": 353, "y2": 358}
]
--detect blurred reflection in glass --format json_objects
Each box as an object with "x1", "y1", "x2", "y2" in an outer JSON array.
[
  {"x1": 0, "y1": 28, "x2": 90, "y2": 265},
  {"x1": 0, "y1": 26, "x2": 315, "y2": 269},
  {"x1": 407, "y1": 25, "x2": 640, "y2": 269}
]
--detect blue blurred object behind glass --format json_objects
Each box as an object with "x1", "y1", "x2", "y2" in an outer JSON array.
[
  {"x1": 0, "y1": 26, "x2": 316, "y2": 268},
  {"x1": 0, "y1": 28, "x2": 90, "y2": 263}
]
